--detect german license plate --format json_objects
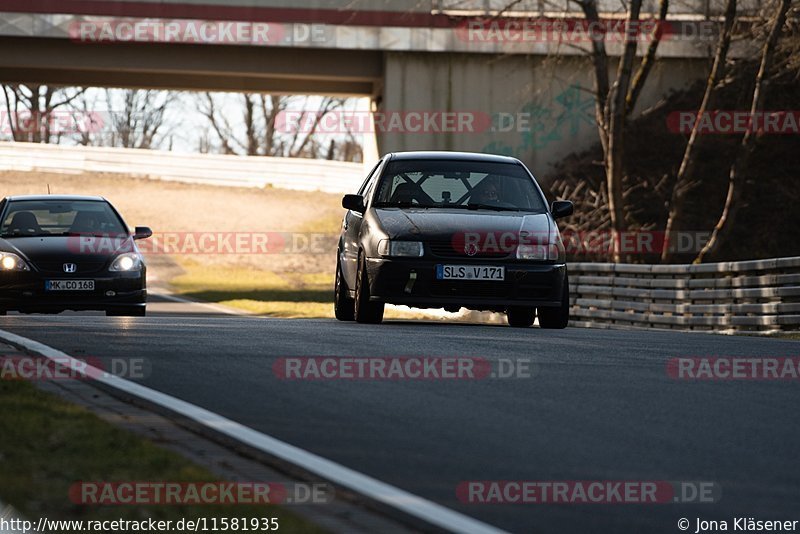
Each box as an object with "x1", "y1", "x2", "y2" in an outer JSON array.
[
  {"x1": 436, "y1": 265, "x2": 505, "y2": 281},
  {"x1": 45, "y1": 280, "x2": 95, "y2": 291}
]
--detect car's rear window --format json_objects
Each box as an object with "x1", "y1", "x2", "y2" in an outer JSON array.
[
  {"x1": 374, "y1": 160, "x2": 546, "y2": 212},
  {"x1": 0, "y1": 200, "x2": 127, "y2": 237}
]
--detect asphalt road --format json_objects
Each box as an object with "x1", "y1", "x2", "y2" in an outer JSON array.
[{"x1": 2, "y1": 297, "x2": 800, "y2": 534}]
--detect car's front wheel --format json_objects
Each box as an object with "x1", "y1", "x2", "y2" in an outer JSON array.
[
  {"x1": 354, "y1": 254, "x2": 384, "y2": 324},
  {"x1": 334, "y1": 258, "x2": 355, "y2": 321},
  {"x1": 507, "y1": 306, "x2": 536, "y2": 328},
  {"x1": 538, "y1": 275, "x2": 569, "y2": 329},
  {"x1": 106, "y1": 306, "x2": 146, "y2": 317}
]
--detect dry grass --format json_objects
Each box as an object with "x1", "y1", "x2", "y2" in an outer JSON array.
[{"x1": 0, "y1": 170, "x2": 342, "y2": 275}]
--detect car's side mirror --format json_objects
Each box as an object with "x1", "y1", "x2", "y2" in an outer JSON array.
[
  {"x1": 342, "y1": 194, "x2": 366, "y2": 214},
  {"x1": 133, "y1": 226, "x2": 153, "y2": 240},
  {"x1": 551, "y1": 201, "x2": 574, "y2": 220}
]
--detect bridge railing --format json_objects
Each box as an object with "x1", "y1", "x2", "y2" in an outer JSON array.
[
  {"x1": 569, "y1": 257, "x2": 800, "y2": 334},
  {"x1": 0, "y1": 142, "x2": 366, "y2": 194}
]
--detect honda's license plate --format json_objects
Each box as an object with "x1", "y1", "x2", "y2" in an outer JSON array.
[
  {"x1": 45, "y1": 280, "x2": 95, "y2": 291},
  {"x1": 436, "y1": 265, "x2": 505, "y2": 281}
]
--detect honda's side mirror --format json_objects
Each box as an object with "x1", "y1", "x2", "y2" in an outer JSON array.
[
  {"x1": 134, "y1": 226, "x2": 153, "y2": 240},
  {"x1": 342, "y1": 194, "x2": 366, "y2": 214},
  {"x1": 551, "y1": 201, "x2": 574, "y2": 220}
]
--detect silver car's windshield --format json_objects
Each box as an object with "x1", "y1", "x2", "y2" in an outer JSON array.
[{"x1": 373, "y1": 160, "x2": 547, "y2": 212}]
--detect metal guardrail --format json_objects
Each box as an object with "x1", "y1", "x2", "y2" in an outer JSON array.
[
  {"x1": 569, "y1": 257, "x2": 800, "y2": 334},
  {"x1": 0, "y1": 142, "x2": 366, "y2": 194}
]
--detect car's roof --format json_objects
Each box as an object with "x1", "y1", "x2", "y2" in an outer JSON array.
[
  {"x1": 386, "y1": 151, "x2": 521, "y2": 164},
  {"x1": 5, "y1": 195, "x2": 107, "y2": 202}
]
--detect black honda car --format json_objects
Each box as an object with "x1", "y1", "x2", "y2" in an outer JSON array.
[
  {"x1": 334, "y1": 151, "x2": 573, "y2": 327},
  {"x1": 0, "y1": 195, "x2": 152, "y2": 316}
]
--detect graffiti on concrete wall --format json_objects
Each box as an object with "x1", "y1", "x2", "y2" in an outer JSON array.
[{"x1": 483, "y1": 84, "x2": 595, "y2": 156}]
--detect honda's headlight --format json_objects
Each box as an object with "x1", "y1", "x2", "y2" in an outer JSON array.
[
  {"x1": 378, "y1": 240, "x2": 424, "y2": 257},
  {"x1": 0, "y1": 252, "x2": 30, "y2": 271},
  {"x1": 109, "y1": 253, "x2": 143, "y2": 272}
]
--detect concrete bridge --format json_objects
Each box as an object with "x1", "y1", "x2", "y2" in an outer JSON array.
[{"x1": 0, "y1": 0, "x2": 752, "y2": 174}]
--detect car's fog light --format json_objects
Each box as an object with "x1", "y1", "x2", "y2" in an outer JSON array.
[{"x1": 106, "y1": 291, "x2": 116, "y2": 297}]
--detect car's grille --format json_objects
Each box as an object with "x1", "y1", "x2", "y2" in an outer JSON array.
[
  {"x1": 33, "y1": 261, "x2": 106, "y2": 274},
  {"x1": 427, "y1": 241, "x2": 511, "y2": 259},
  {"x1": 429, "y1": 280, "x2": 512, "y2": 299}
]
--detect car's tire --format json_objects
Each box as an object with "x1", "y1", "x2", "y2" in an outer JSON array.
[
  {"x1": 354, "y1": 254, "x2": 384, "y2": 324},
  {"x1": 507, "y1": 306, "x2": 536, "y2": 328},
  {"x1": 538, "y1": 274, "x2": 569, "y2": 329},
  {"x1": 106, "y1": 306, "x2": 146, "y2": 317},
  {"x1": 334, "y1": 258, "x2": 355, "y2": 321}
]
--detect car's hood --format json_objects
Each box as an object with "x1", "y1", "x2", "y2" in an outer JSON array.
[
  {"x1": 0, "y1": 236, "x2": 135, "y2": 264},
  {"x1": 374, "y1": 208, "x2": 553, "y2": 241}
]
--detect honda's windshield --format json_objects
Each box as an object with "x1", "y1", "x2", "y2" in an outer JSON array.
[
  {"x1": 373, "y1": 160, "x2": 547, "y2": 212},
  {"x1": 0, "y1": 200, "x2": 128, "y2": 238}
]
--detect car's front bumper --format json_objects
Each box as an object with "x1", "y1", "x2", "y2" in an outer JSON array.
[
  {"x1": 365, "y1": 257, "x2": 566, "y2": 310},
  {"x1": 0, "y1": 271, "x2": 146, "y2": 313}
]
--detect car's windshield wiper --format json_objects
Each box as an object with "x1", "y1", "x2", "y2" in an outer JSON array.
[
  {"x1": 0, "y1": 231, "x2": 119, "y2": 238},
  {"x1": 374, "y1": 202, "x2": 433, "y2": 209},
  {"x1": 0, "y1": 233, "x2": 53, "y2": 238},
  {"x1": 464, "y1": 203, "x2": 523, "y2": 212}
]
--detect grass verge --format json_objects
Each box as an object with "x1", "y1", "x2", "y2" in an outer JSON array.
[
  {"x1": 0, "y1": 380, "x2": 323, "y2": 533},
  {"x1": 169, "y1": 262, "x2": 335, "y2": 318},
  {"x1": 168, "y1": 261, "x2": 426, "y2": 320}
]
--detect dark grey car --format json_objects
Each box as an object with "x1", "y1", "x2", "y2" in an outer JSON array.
[{"x1": 334, "y1": 151, "x2": 573, "y2": 327}]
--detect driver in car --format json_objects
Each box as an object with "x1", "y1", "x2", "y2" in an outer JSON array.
[{"x1": 472, "y1": 179, "x2": 501, "y2": 205}]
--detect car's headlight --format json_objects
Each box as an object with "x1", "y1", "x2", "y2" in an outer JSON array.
[
  {"x1": 109, "y1": 253, "x2": 143, "y2": 272},
  {"x1": 378, "y1": 240, "x2": 424, "y2": 257},
  {"x1": 516, "y1": 243, "x2": 562, "y2": 261},
  {"x1": 0, "y1": 252, "x2": 30, "y2": 271}
]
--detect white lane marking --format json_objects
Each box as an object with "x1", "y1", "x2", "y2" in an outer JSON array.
[
  {"x1": 0, "y1": 329, "x2": 508, "y2": 534},
  {"x1": 148, "y1": 289, "x2": 251, "y2": 316}
]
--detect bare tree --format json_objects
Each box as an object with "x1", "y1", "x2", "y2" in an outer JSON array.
[
  {"x1": 74, "y1": 89, "x2": 177, "y2": 149},
  {"x1": 110, "y1": 89, "x2": 177, "y2": 149},
  {"x1": 199, "y1": 93, "x2": 345, "y2": 158},
  {"x1": 661, "y1": 0, "x2": 738, "y2": 261},
  {"x1": 1, "y1": 84, "x2": 86, "y2": 143},
  {"x1": 695, "y1": 0, "x2": 793, "y2": 262},
  {"x1": 572, "y1": 0, "x2": 670, "y2": 261}
]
